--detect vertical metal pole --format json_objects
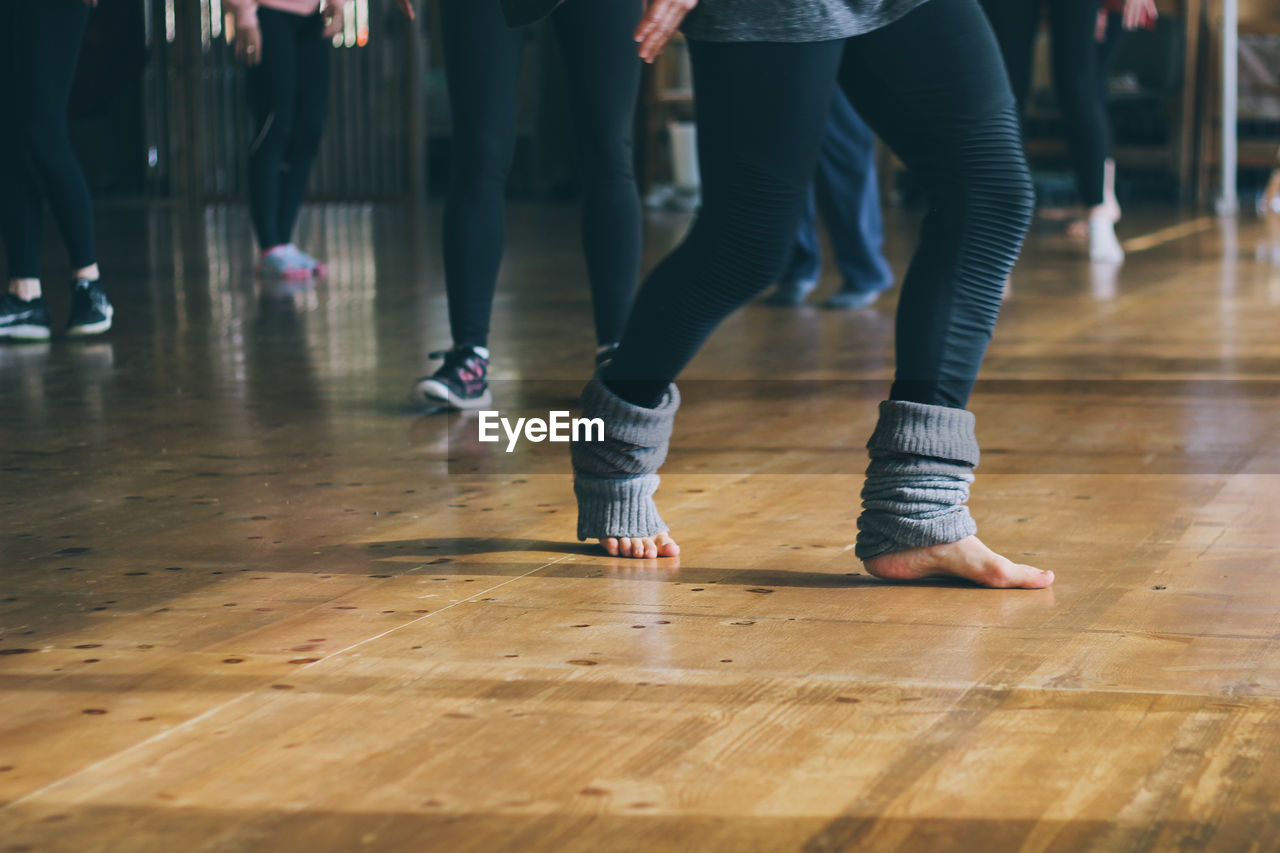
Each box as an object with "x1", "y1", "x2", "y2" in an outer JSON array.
[{"x1": 1216, "y1": 0, "x2": 1238, "y2": 215}]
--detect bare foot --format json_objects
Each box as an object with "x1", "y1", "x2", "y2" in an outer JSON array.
[
  {"x1": 601, "y1": 533, "x2": 680, "y2": 559},
  {"x1": 863, "y1": 535, "x2": 1053, "y2": 589}
]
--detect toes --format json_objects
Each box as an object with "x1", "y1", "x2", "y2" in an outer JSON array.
[
  {"x1": 655, "y1": 533, "x2": 680, "y2": 557},
  {"x1": 983, "y1": 558, "x2": 1054, "y2": 589},
  {"x1": 619, "y1": 538, "x2": 634, "y2": 558},
  {"x1": 603, "y1": 537, "x2": 619, "y2": 556}
]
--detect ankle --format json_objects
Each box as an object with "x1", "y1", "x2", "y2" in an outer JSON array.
[
  {"x1": 74, "y1": 264, "x2": 100, "y2": 282},
  {"x1": 9, "y1": 279, "x2": 42, "y2": 300}
]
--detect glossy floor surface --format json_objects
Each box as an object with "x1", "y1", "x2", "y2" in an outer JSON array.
[{"x1": 3, "y1": 203, "x2": 1280, "y2": 851}]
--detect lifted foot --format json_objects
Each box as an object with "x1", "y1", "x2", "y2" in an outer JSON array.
[{"x1": 863, "y1": 535, "x2": 1052, "y2": 589}]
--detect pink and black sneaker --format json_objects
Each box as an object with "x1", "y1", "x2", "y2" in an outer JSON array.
[
  {"x1": 259, "y1": 245, "x2": 322, "y2": 280},
  {"x1": 413, "y1": 346, "x2": 492, "y2": 410}
]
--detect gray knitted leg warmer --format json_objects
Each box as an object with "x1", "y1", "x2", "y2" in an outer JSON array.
[
  {"x1": 572, "y1": 376, "x2": 680, "y2": 541},
  {"x1": 855, "y1": 400, "x2": 981, "y2": 561}
]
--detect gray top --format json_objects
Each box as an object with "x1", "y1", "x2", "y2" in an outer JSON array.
[{"x1": 681, "y1": 0, "x2": 931, "y2": 42}]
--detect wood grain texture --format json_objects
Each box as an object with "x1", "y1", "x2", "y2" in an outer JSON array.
[{"x1": 2, "y1": 204, "x2": 1279, "y2": 851}]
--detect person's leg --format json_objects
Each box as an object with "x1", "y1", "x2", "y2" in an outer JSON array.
[
  {"x1": 247, "y1": 8, "x2": 299, "y2": 254},
  {"x1": 1097, "y1": 12, "x2": 1123, "y2": 218},
  {"x1": 602, "y1": 40, "x2": 843, "y2": 407},
  {"x1": 275, "y1": 11, "x2": 331, "y2": 251},
  {"x1": 764, "y1": 189, "x2": 822, "y2": 305},
  {"x1": 438, "y1": 0, "x2": 526, "y2": 351},
  {"x1": 550, "y1": 0, "x2": 644, "y2": 347},
  {"x1": 577, "y1": 40, "x2": 842, "y2": 558},
  {"x1": 978, "y1": 0, "x2": 1042, "y2": 113},
  {"x1": 838, "y1": 0, "x2": 1050, "y2": 587},
  {"x1": 0, "y1": 1, "x2": 52, "y2": 339},
  {"x1": 13, "y1": 0, "x2": 97, "y2": 280},
  {"x1": 4, "y1": 0, "x2": 112, "y2": 338},
  {"x1": 1046, "y1": 0, "x2": 1122, "y2": 261},
  {"x1": 0, "y1": 0, "x2": 45, "y2": 290},
  {"x1": 813, "y1": 87, "x2": 894, "y2": 307},
  {"x1": 1047, "y1": 0, "x2": 1108, "y2": 210}
]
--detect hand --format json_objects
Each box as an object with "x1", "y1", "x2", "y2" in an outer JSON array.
[
  {"x1": 236, "y1": 25, "x2": 263, "y2": 66},
  {"x1": 396, "y1": 0, "x2": 415, "y2": 20},
  {"x1": 322, "y1": 2, "x2": 344, "y2": 38},
  {"x1": 635, "y1": 0, "x2": 697, "y2": 64},
  {"x1": 1122, "y1": 0, "x2": 1157, "y2": 30}
]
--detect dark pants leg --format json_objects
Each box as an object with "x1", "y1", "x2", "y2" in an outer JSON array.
[
  {"x1": 247, "y1": 9, "x2": 329, "y2": 251},
  {"x1": 0, "y1": 0, "x2": 95, "y2": 279},
  {"x1": 438, "y1": 0, "x2": 527, "y2": 350},
  {"x1": 276, "y1": 13, "x2": 330, "y2": 246},
  {"x1": 248, "y1": 8, "x2": 298, "y2": 250},
  {"x1": 980, "y1": 0, "x2": 1108, "y2": 207},
  {"x1": 603, "y1": 40, "x2": 843, "y2": 404},
  {"x1": 439, "y1": 0, "x2": 642, "y2": 350},
  {"x1": 605, "y1": 0, "x2": 1032, "y2": 411},
  {"x1": 550, "y1": 0, "x2": 644, "y2": 346},
  {"x1": 1046, "y1": 0, "x2": 1108, "y2": 207},
  {"x1": 838, "y1": 0, "x2": 1033, "y2": 406},
  {"x1": 979, "y1": 0, "x2": 1040, "y2": 109},
  {"x1": 814, "y1": 88, "x2": 893, "y2": 293}
]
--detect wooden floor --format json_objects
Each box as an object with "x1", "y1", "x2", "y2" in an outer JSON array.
[{"x1": 3, "y1": 202, "x2": 1280, "y2": 852}]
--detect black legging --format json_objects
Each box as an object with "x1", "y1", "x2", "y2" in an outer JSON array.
[
  {"x1": 0, "y1": 0, "x2": 96, "y2": 280},
  {"x1": 604, "y1": 0, "x2": 1033, "y2": 410},
  {"x1": 247, "y1": 7, "x2": 331, "y2": 251},
  {"x1": 440, "y1": 0, "x2": 643, "y2": 349},
  {"x1": 980, "y1": 0, "x2": 1110, "y2": 207}
]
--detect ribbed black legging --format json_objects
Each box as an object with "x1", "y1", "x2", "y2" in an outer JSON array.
[
  {"x1": 604, "y1": 0, "x2": 1034, "y2": 410},
  {"x1": 440, "y1": 0, "x2": 643, "y2": 349},
  {"x1": 980, "y1": 0, "x2": 1110, "y2": 207},
  {"x1": 247, "y1": 7, "x2": 330, "y2": 251},
  {"x1": 0, "y1": 0, "x2": 96, "y2": 280}
]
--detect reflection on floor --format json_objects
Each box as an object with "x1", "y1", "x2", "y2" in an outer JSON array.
[{"x1": 3, "y1": 202, "x2": 1280, "y2": 851}]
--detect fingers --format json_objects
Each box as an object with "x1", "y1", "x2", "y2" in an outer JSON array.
[
  {"x1": 322, "y1": 7, "x2": 343, "y2": 38},
  {"x1": 397, "y1": 0, "x2": 416, "y2": 20},
  {"x1": 634, "y1": 0, "x2": 693, "y2": 64}
]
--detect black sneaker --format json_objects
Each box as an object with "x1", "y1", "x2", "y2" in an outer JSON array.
[
  {"x1": 0, "y1": 293, "x2": 52, "y2": 341},
  {"x1": 66, "y1": 278, "x2": 114, "y2": 337},
  {"x1": 412, "y1": 346, "x2": 492, "y2": 410}
]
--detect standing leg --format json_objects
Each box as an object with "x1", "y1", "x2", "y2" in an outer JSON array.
[
  {"x1": 275, "y1": 11, "x2": 331, "y2": 250},
  {"x1": 1047, "y1": 0, "x2": 1124, "y2": 261},
  {"x1": 2, "y1": 0, "x2": 110, "y2": 339},
  {"x1": 549, "y1": 0, "x2": 644, "y2": 348},
  {"x1": 978, "y1": 0, "x2": 1043, "y2": 113},
  {"x1": 411, "y1": 0, "x2": 526, "y2": 411},
  {"x1": 814, "y1": 88, "x2": 894, "y2": 308},
  {"x1": 0, "y1": 16, "x2": 50, "y2": 342},
  {"x1": 15, "y1": 0, "x2": 97, "y2": 276},
  {"x1": 437, "y1": 0, "x2": 526, "y2": 351},
  {"x1": 247, "y1": 8, "x2": 299, "y2": 254},
  {"x1": 1047, "y1": 0, "x2": 1109, "y2": 209},
  {"x1": 838, "y1": 0, "x2": 1050, "y2": 586},
  {"x1": 0, "y1": 0, "x2": 45, "y2": 287}
]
